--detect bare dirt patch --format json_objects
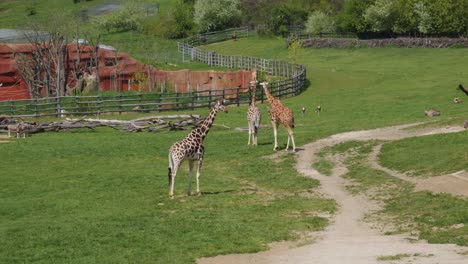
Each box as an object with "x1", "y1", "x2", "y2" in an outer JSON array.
[{"x1": 198, "y1": 123, "x2": 468, "y2": 264}]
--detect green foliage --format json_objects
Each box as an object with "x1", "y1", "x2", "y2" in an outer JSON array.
[
  {"x1": 305, "y1": 11, "x2": 336, "y2": 34},
  {"x1": 414, "y1": 0, "x2": 432, "y2": 34},
  {"x1": 150, "y1": 0, "x2": 195, "y2": 39},
  {"x1": 335, "y1": 0, "x2": 373, "y2": 33},
  {"x1": 336, "y1": 0, "x2": 468, "y2": 36},
  {"x1": 363, "y1": 0, "x2": 396, "y2": 32},
  {"x1": 193, "y1": 0, "x2": 241, "y2": 32},
  {"x1": 93, "y1": 3, "x2": 145, "y2": 33},
  {"x1": 287, "y1": 37, "x2": 304, "y2": 64},
  {"x1": 267, "y1": 4, "x2": 308, "y2": 36}
]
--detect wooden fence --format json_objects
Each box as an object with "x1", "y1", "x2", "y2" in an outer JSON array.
[
  {"x1": 0, "y1": 81, "x2": 300, "y2": 117},
  {"x1": 1, "y1": 27, "x2": 307, "y2": 117}
]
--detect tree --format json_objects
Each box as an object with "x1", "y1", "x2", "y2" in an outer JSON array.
[
  {"x1": 94, "y1": 3, "x2": 145, "y2": 33},
  {"x1": 287, "y1": 37, "x2": 303, "y2": 65},
  {"x1": 15, "y1": 16, "x2": 101, "y2": 99},
  {"x1": 305, "y1": 11, "x2": 336, "y2": 35},
  {"x1": 391, "y1": 0, "x2": 419, "y2": 35},
  {"x1": 363, "y1": 0, "x2": 396, "y2": 33},
  {"x1": 152, "y1": 0, "x2": 195, "y2": 38},
  {"x1": 414, "y1": 1, "x2": 432, "y2": 34},
  {"x1": 193, "y1": 0, "x2": 241, "y2": 32},
  {"x1": 335, "y1": 0, "x2": 374, "y2": 33}
]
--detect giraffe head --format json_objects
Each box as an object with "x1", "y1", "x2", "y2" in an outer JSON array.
[
  {"x1": 250, "y1": 80, "x2": 258, "y2": 87},
  {"x1": 260, "y1": 81, "x2": 269, "y2": 89},
  {"x1": 215, "y1": 99, "x2": 228, "y2": 113}
]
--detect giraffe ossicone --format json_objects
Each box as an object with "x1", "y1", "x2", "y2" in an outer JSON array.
[{"x1": 167, "y1": 100, "x2": 228, "y2": 199}]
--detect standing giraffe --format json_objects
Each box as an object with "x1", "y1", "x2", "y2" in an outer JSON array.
[
  {"x1": 247, "y1": 80, "x2": 261, "y2": 145},
  {"x1": 260, "y1": 81, "x2": 296, "y2": 152},
  {"x1": 168, "y1": 100, "x2": 228, "y2": 198}
]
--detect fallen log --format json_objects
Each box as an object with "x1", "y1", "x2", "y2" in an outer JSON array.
[{"x1": 0, "y1": 114, "x2": 206, "y2": 135}]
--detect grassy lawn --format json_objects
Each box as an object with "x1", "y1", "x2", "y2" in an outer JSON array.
[
  {"x1": 1, "y1": 1, "x2": 468, "y2": 262},
  {"x1": 1, "y1": 126, "x2": 335, "y2": 263}
]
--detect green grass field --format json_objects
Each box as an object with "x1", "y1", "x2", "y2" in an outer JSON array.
[{"x1": 1, "y1": 1, "x2": 468, "y2": 262}]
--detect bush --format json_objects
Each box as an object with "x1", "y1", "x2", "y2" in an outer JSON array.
[
  {"x1": 94, "y1": 4, "x2": 144, "y2": 33},
  {"x1": 194, "y1": 0, "x2": 241, "y2": 32},
  {"x1": 305, "y1": 11, "x2": 336, "y2": 35}
]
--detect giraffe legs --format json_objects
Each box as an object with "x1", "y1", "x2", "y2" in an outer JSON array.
[
  {"x1": 272, "y1": 121, "x2": 279, "y2": 150},
  {"x1": 169, "y1": 164, "x2": 179, "y2": 199},
  {"x1": 187, "y1": 160, "x2": 194, "y2": 196},
  {"x1": 286, "y1": 126, "x2": 296, "y2": 152},
  {"x1": 195, "y1": 157, "x2": 203, "y2": 195},
  {"x1": 247, "y1": 122, "x2": 252, "y2": 145}
]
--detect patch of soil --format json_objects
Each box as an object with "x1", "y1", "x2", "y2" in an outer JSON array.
[{"x1": 198, "y1": 123, "x2": 468, "y2": 264}]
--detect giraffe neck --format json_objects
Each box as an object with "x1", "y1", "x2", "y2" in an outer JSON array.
[
  {"x1": 251, "y1": 85, "x2": 257, "y2": 107},
  {"x1": 196, "y1": 106, "x2": 219, "y2": 140},
  {"x1": 262, "y1": 84, "x2": 277, "y2": 106}
]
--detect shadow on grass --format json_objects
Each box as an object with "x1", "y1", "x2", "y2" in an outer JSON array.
[{"x1": 201, "y1": 190, "x2": 236, "y2": 195}]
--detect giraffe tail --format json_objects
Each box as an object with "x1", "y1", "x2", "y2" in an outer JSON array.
[{"x1": 291, "y1": 116, "x2": 295, "y2": 129}]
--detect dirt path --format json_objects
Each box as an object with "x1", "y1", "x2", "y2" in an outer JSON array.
[{"x1": 199, "y1": 123, "x2": 468, "y2": 264}]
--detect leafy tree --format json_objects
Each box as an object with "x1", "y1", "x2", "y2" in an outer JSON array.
[
  {"x1": 305, "y1": 11, "x2": 336, "y2": 35},
  {"x1": 414, "y1": 0, "x2": 432, "y2": 34},
  {"x1": 193, "y1": 0, "x2": 241, "y2": 32},
  {"x1": 363, "y1": 0, "x2": 396, "y2": 32},
  {"x1": 287, "y1": 37, "x2": 303, "y2": 64},
  {"x1": 94, "y1": 4, "x2": 144, "y2": 33},
  {"x1": 335, "y1": 0, "x2": 374, "y2": 33},
  {"x1": 425, "y1": 0, "x2": 468, "y2": 36},
  {"x1": 391, "y1": 0, "x2": 419, "y2": 34},
  {"x1": 152, "y1": 0, "x2": 194, "y2": 38},
  {"x1": 267, "y1": 4, "x2": 308, "y2": 36}
]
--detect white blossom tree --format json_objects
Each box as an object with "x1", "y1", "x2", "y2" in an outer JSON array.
[
  {"x1": 305, "y1": 11, "x2": 335, "y2": 35},
  {"x1": 363, "y1": 0, "x2": 396, "y2": 32},
  {"x1": 194, "y1": 0, "x2": 241, "y2": 32}
]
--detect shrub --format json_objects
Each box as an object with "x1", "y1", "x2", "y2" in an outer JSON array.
[
  {"x1": 193, "y1": 0, "x2": 241, "y2": 32},
  {"x1": 305, "y1": 11, "x2": 336, "y2": 35}
]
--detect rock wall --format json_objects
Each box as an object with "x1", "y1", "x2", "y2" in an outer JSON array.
[
  {"x1": 301, "y1": 37, "x2": 468, "y2": 48},
  {"x1": 0, "y1": 43, "x2": 254, "y2": 101}
]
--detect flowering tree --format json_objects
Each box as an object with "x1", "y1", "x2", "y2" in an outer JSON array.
[
  {"x1": 305, "y1": 11, "x2": 336, "y2": 35},
  {"x1": 194, "y1": 0, "x2": 241, "y2": 32}
]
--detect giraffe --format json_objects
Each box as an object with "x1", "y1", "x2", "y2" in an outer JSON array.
[
  {"x1": 247, "y1": 80, "x2": 261, "y2": 145},
  {"x1": 167, "y1": 100, "x2": 228, "y2": 199},
  {"x1": 260, "y1": 81, "x2": 296, "y2": 152}
]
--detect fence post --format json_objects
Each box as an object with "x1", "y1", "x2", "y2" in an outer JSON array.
[
  {"x1": 158, "y1": 93, "x2": 162, "y2": 112},
  {"x1": 191, "y1": 91, "x2": 195, "y2": 110},
  {"x1": 34, "y1": 98, "x2": 38, "y2": 117},
  {"x1": 97, "y1": 96, "x2": 101, "y2": 117},
  {"x1": 56, "y1": 96, "x2": 61, "y2": 117},
  {"x1": 176, "y1": 92, "x2": 179, "y2": 111},
  {"x1": 236, "y1": 87, "x2": 240, "y2": 106},
  {"x1": 119, "y1": 94, "x2": 122, "y2": 115},
  {"x1": 9, "y1": 99, "x2": 14, "y2": 116},
  {"x1": 208, "y1": 90, "x2": 212, "y2": 109}
]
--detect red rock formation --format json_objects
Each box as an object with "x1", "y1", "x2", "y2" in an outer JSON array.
[{"x1": 0, "y1": 43, "x2": 254, "y2": 101}]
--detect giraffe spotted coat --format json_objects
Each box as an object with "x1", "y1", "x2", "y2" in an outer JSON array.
[{"x1": 167, "y1": 100, "x2": 227, "y2": 198}]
